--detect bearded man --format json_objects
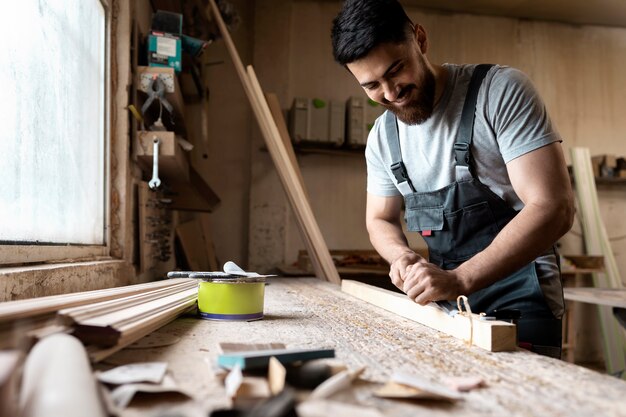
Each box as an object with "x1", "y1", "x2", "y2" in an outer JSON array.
[{"x1": 331, "y1": 0, "x2": 575, "y2": 358}]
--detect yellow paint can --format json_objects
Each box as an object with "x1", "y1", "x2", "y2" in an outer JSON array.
[{"x1": 197, "y1": 277, "x2": 266, "y2": 321}]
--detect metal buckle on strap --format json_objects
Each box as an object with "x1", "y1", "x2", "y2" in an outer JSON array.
[
  {"x1": 391, "y1": 161, "x2": 410, "y2": 184},
  {"x1": 454, "y1": 142, "x2": 471, "y2": 166},
  {"x1": 453, "y1": 142, "x2": 470, "y2": 151}
]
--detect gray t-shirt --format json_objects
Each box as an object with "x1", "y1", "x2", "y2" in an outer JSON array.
[{"x1": 365, "y1": 64, "x2": 564, "y2": 318}]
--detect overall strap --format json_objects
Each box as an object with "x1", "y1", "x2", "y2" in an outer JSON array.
[
  {"x1": 454, "y1": 64, "x2": 494, "y2": 181},
  {"x1": 385, "y1": 110, "x2": 416, "y2": 193}
]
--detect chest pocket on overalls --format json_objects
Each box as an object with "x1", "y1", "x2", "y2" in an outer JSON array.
[{"x1": 405, "y1": 195, "x2": 500, "y2": 267}]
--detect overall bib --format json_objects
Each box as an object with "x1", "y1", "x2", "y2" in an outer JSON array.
[{"x1": 386, "y1": 65, "x2": 562, "y2": 357}]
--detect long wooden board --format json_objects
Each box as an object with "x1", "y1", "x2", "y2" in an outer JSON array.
[
  {"x1": 571, "y1": 147, "x2": 626, "y2": 377},
  {"x1": 564, "y1": 287, "x2": 626, "y2": 309},
  {"x1": 0, "y1": 278, "x2": 194, "y2": 323},
  {"x1": 206, "y1": 0, "x2": 340, "y2": 285},
  {"x1": 341, "y1": 280, "x2": 517, "y2": 352}
]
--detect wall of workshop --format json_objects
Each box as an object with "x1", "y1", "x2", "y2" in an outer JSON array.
[{"x1": 188, "y1": 0, "x2": 255, "y2": 269}]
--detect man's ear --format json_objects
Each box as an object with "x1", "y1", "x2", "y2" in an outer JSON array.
[{"x1": 414, "y1": 24, "x2": 428, "y2": 53}]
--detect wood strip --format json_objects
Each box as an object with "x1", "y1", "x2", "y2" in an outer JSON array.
[
  {"x1": 564, "y1": 287, "x2": 626, "y2": 309},
  {"x1": 265, "y1": 93, "x2": 307, "y2": 194},
  {"x1": 70, "y1": 288, "x2": 197, "y2": 348},
  {"x1": 265, "y1": 92, "x2": 328, "y2": 281},
  {"x1": 341, "y1": 280, "x2": 517, "y2": 352},
  {"x1": 206, "y1": 0, "x2": 339, "y2": 285},
  {"x1": 246, "y1": 69, "x2": 334, "y2": 284},
  {"x1": 176, "y1": 219, "x2": 210, "y2": 270},
  {"x1": 571, "y1": 147, "x2": 626, "y2": 376},
  {"x1": 199, "y1": 214, "x2": 220, "y2": 271},
  {"x1": 0, "y1": 278, "x2": 193, "y2": 323},
  {"x1": 86, "y1": 301, "x2": 197, "y2": 362},
  {"x1": 58, "y1": 281, "x2": 197, "y2": 324}
]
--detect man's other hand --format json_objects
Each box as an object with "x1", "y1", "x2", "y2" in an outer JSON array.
[
  {"x1": 402, "y1": 261, "x2": 465, "y2": 305},
  {"x1": 389, "y1": 251, "x2": 420, "y2": 290}
]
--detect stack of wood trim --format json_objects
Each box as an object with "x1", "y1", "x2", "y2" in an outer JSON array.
[
  {"x1": 0, "y1": 279, "x2": 198, "y2": 362},
  {"x1": 570, "y1": 147, "x2": 626, "y2": 377},
  {"x1": 206, "y1": 0, "x2": 341, "y2": 285}
]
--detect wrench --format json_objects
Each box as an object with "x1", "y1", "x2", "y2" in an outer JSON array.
[{"x1": 149, "y1": 137, "x2": 161, "y2": 189}]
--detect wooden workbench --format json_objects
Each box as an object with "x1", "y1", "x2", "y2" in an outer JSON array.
[{"x1": 105, "y1": 278, "x2": 626, "y2": 417}]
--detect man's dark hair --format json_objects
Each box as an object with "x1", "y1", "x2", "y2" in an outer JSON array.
[{"x1": 331, "y1": 0, "x2": 413, "y2": 65}]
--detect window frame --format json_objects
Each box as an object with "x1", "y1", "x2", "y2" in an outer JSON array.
[{"x1": 0, "y1": 0, "x2": 112, "y2": 266}]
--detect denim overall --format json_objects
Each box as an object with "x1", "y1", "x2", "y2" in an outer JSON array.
[{"x1": 386, "y1": 65, "x2": 562, "y2": 356}]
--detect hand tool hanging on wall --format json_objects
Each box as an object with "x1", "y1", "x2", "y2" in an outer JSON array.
[
  {"x1": 149, "y1": 138, "x2": 161, "y2": 190},
  {"x1": 141, "y1": 75, "x2": 174, "y2": 131}
]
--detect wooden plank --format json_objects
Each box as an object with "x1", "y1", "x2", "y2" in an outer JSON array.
[
  {"x1": 199, "y1": 214, "x2": 220, "y2": 271},
  {"x1": 86, "y1": 300, "x2": 197, "y2": 362},
  {"x1": 564, "y1": 287, "x2": 626, "y2": 309},
  {"x1": 74, "y1": 288, "x2": 197, "y2": 333},
  {"x1": 265, "y1": 93, "x2": 307, "y2": 195},
  {"x1": 570, "y1": 147, "x2": 626, "y2": 376},
  {"x1": 58, "y1": 281, "x2": 197, "y2": 324},
  {"x1": 176, "y1": 219, "x2": 211, "y2": 271},
  {"x1": 247, "y1": 66, "x2": 340, "y2": 285},
  {"x1": 341, "y1": 280, "x2": 517, "y2": 352},
  {"x1": 0, "y1": 278, "x2": 194, "y2": 323},
  {"x1": 206, "y1": 0, "x2": 340, "y2": 285},
  {"x1": 167, "y1": 215, "x2": 219, "y2": 272},
  {"x1": 163, "y1": 166, "x2": 220, "y2": 212}
]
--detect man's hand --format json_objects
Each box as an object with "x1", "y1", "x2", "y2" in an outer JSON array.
[
  {"x1": 402, "y1": 261, "x2": 465, "y2": 305},
  {"x1": 389, "y1": 251, "x2": 420, "y2": 290}
]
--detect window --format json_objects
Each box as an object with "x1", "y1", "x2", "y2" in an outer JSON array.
[{"x1": 0, "y1": 0, "x2": 110, "y2": 264}]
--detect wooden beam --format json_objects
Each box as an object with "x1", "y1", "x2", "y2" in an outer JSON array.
[
  {"x1": 341, "y1": 280, "x2": 517, "y2": 352},
  {"x1": 571, "y1": 147, "x2": 626, "y2": 377},
  {"x1": 564, "y1": 287, "x2": 626, "y2": 309}
]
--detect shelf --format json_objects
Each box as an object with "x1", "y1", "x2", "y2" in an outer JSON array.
[
  {"x1": 594, "y1": 177, "x2": 626, "y2": 185},
  {"x1": 261, "y1": 143, "x2": 366, "y2": 157}
]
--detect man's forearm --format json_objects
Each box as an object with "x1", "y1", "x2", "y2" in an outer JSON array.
[
  {"x1": 367, "y1": 217, "x2": 420, "y2": 264},
  {"x1": 455, "y1": 199, "x2": 574, "y2": 294}
]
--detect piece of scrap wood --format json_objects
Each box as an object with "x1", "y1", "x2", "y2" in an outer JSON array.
[
  {"x1": 225, "y1": 364, "x2": 243, "y2": 398},
  {"x1": 97, "y1": 362, "x2": 168, "y2": 385},
  {"x1": 268, "y1": 357, "x2": 286, "y2": 395},
  {"x1": 442, "y1": 376, "x2": 486, "y2": 392},
  {"x1": 297, "y1": 399, "x2": 385, "y2": 417},
  {"x1": 107, "y1": 375, "x2": 193, "y2": 410},
  {"x1": 218, "y1": 348, "x2": 335, "y2": 370},
  {"x1": 387, "y1": 372, "x2": 462, "y2": 401},
  {"x1": 341, "y1": 280, "x2": 516, "y2": 352},
  {"x1": 219, "y1": 342, "x2": 287, "y2": 354},
  {"x1": 308, "y1": 366, "x2": 365, "y2": 400}
]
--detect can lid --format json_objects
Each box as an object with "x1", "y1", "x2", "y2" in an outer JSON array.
[{"x1": 191, "y1": 273, "x2": 266, "y2": 283}]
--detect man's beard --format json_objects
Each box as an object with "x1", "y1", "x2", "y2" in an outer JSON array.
[{"x1": 381, "y1": 65, "x2": 436, "y2": 125}]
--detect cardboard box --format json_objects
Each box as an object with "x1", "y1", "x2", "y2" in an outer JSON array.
[
  {"x1": 148, "y1": 32, "x2": 182, "y2": 72},
  {"x1": 288, "y1": 97, "x2": 344, "y2": 146},
  {"x1": 346, "y1": 96, "x2": 385, "y2": 147}
]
